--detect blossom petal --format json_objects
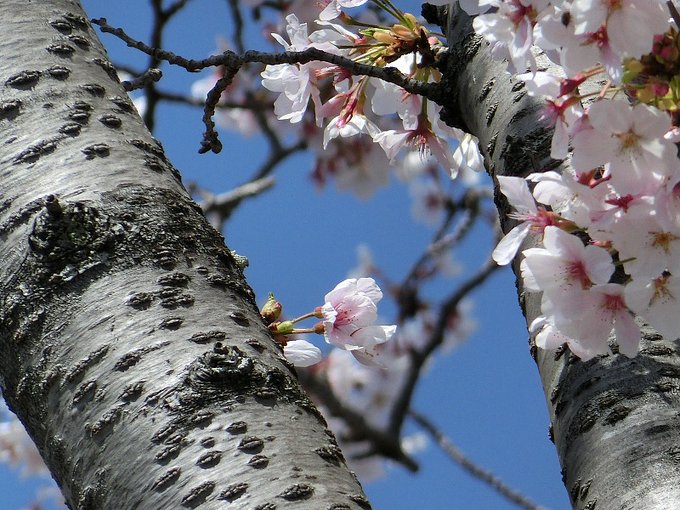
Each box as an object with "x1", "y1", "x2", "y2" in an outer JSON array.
[{"x1": 284, "y1": 340, "x2": 322, "y2": 367}]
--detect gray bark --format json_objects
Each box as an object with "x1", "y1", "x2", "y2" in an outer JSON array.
[
  {"x1": 0, "y1": 1, "x2": 370, "y2": 508},
  {"x1": 434, "y1": 4, "x2": 680, "y2": 509}
]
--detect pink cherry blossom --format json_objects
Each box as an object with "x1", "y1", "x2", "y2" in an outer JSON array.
[
  {"x1": 473, "y1": 0, "x2": 552, "y2": 72},
  {"x1": 571, "y1": 100, "x2": 677, "y2": 193},
  {"x1": 319, "y1": 0, "x2": 369, "y2": 21},
  {"x1": 517, "y1": 71, "x2": 584, "y2": 159},
  {"x1": 552, "y1": 283, "x2": 640, "y2": 358},
  {"x1": 312, "y1": 131, "x2": 391, "y2": 199},
  {"x1": 373, "y1": 112, "x2": 459, "y2": 177},
  {"x1": 321, "y1": 278, "x2": 396, "y2": 355},
  {"x1": 535, "y1": 3, "x2": 623, "y2": 81},
  {"x1": 527, "y1": 170, "x2": 608, "y2": 228},
  {"x1": 572, "y1": 0, "x2": 668, "y2": 59},
  {"x1": 530, "y1": 306, "x2": 610, "y2": 360},
  {"x1": 409, "y1": 178, "x2": 446, "y2": 226},
  {"x1": 370, "y1": 53, "x2": 424, "y2": 131},
  {"x1": 520, "y1": 226, "x2": 613, "y2": 296},
  {"x1": 261, "y1": 14, "x2": 339, "y2": 125},
  {"x1": 0, "y1": 408, "x2": 50, "y2": 478},
  {"x1": 492, "y1": 175, "x2": 561, "y2": 265},
  {"x1": 607, "y1": 207, "x2": 680, "y2": 279},
  {"x1": 625, "y1": 273, "x2": 680, "y2": 341}
]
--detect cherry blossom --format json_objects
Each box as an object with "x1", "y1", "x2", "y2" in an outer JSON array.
[
  {"x1": 517, "y1": 71, "x2": 584, "y2": 159},
  {"x1": 319, "y1": 0, "x2": 369, "y2": 21},
  {"x1": 0, "y1": 416, "x2": 49, "y2": 477},
  {"x1": 571, "y1": 100, "x2": 677, "y2": 193},
  {"x1": 374, "y1": 112, "x2": 460, "y2": 178},
  {"x1": 520, "y1": 226, "x2": 613, "y2": 296},
  {"x1": 409, "y1": 178, "x2": 446, "y2": 225},
  {"x1": 554, "y1": 283, "x2": 640, "y2": 358},
  {"x1": 326, "y1": 348, "x2": 407, "y2": 427},
  {"x1": 313, "y1": 135, "x2": 392, "y2": 199},
  {"x1": 473, "y1": 0, "x2": 552, "y2": 72},
  {"x1": 451, "y1": 131, "x2": 486, "y2": 176},
  {"x1": 530, "y1": 308, "x2": 609, "y2": 360},
  {"x1": 258, "y1": 0, "x2": 680, "y2": 363},
  {"x1": 571, "y1": 0, "x2": 668, "y2": 59},
  {"x1": 323, "y1": 111, "x2": 380, "y2": 147},
  {"x1": 625, "y1": 273, "x2": 680, "y2": 341},
  {"x1": 321, "y1": 278, "x2": 397, "y2": 355},
  {"x1": 527, "y1": 169, "x2": 608, "y2": 228},
  {"x1": 261, "y1": 14, "x2": 339, "y2": 124},
  {"x1": 606, "y1": 207, "x2": 680, "y2": 279},
  {"x1": 370, "y1": 53, "x2": 424, "y2": 131},
  {"x1": 534, "y1": 1, "x2": 624, "y2": 81},
  {"x1": 492, "y1": 175, "x2": 561, "y2": 265}
]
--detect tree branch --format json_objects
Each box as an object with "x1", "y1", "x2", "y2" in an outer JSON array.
[
  {"x1": 298, "y1": 369, "x2": 420, "y2": 472},
  {"x1": 389, "y1": 256, "x2": 501, "y2": 435},
  {"x1": 121, "y1": 67, "x2": 162, "y2": 92},
  {"x1": 91, "y1": 17, "x2": 445, "y2": 152},
  {"x1": 409, "y1": 410, "x2": 545, "y2": 510}
]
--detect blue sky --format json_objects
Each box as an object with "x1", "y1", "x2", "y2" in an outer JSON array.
[{"x1": 0, "y1": 1, "x2": 570, "y2": 508}]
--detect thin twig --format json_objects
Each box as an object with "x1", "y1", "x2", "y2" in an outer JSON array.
[
  {"x1": 227, "y1": 0, "x2": 246, "y2": 54},
  {"x1": 199, "y1": 70, "x2": 242, "y2": 153},
  {"x1": 198, "y1": 176, "x2": 276, "y2": 228},
  {"x1": 121, "y1": 68, "x2": 162, "y2": 92},
  {"x1": 409, "y1": 410, "x2": 547, "y2": 510}
]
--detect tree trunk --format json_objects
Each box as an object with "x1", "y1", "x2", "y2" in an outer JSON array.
[
  {"x1": 433, "y1": 4, "x2": 680, "y2": 509},
  {"x1": 0, "y1": 1, "x2": 370, "y2": 508}
]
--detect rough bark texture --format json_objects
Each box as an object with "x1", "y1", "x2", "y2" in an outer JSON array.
[
  {"x1": 0, "y1": 1, "x2": 370, "y2": 508},
  {"x1": 433, "y1": 4, "x2": 680, "y2": 509}
]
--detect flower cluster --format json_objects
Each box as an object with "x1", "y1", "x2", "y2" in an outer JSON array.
[
  {"x1": 262, "y1": 277, "x2": 396, "y2": 367},
  {"x1": 480, "y1": 1, "x2": 680, "y2": 359},
  {"x1": 259, "y1": 1, "x2": 485, "y2": 185},
  {"x1": 190, "y1": 1, "x2": 487, "y2": 227},
  {"x1": 466, "y1": 0, "x2": 669, "y2": 81}
]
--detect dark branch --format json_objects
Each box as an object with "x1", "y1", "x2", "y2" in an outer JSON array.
[
  {"x1": 409, "y1": 411, "x2": 545, "y2": 510},
  {"x1": 91, "y1": 17, "x2": 445, "y2": 152},
  {"x1": 298, "y1": 369, "x2": 419, "y2": 472},
  {"x1": 121, "y1": 68, "x2": 162, "y2": 92},
  {"x1": 389, "y1": 256, "x2": 501, "y2": 435}
]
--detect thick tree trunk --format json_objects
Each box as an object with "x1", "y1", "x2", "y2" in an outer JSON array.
[
  {"x1": 432, "y1": 4, "x2": 680, "y2": 509},
  {"x1": 0, "y1": 1, "x2": 370, "y2": 508}
]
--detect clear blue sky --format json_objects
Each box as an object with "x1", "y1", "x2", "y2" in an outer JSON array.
[{"x1": 0, "y1": 1, "x2": 570, "y2": 508}]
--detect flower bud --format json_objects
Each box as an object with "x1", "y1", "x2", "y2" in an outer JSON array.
[{"x1": 260, "y1": 293, "x2": 282, "y2": 324}]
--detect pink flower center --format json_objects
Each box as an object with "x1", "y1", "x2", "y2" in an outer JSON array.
[
  {"x1": 605, "y1": 194, "x2": 635, "y2": 212},
  {"x1": 586, "y1": 26, "x2": 610, "y2": 49},
  {"x1": 507, "y1": 0, "x2": 537, "y2": 26},
  {"x1": 602, "y1": 292, "x2": 625, "y2": 313},
  {"x1": 566, "y1": 260, "x2": 592, "y2": 289},
  {"x1": 651, "y1": 231, "x2": 678, "y2": 253},
  {"x1": 616, "y1": 130, "x2": 639, "y2": 151}
]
